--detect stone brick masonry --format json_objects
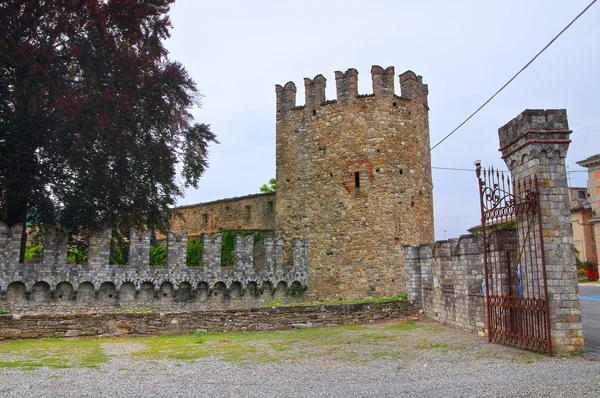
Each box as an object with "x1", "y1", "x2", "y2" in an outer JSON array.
[
  {"x1": 167, "y1": 66, "x2": 435, "y2": 302},
  {"x1": 404, "y1": 235, "x2": 487, "y2": 336},
  {"x1": 498, "y1": 109, "x2": 583, "y2": 354},
  {"x1": 0, "y1": 224, "x2": 308, "y2": 313},
  {"x1": 275, "y1": 66, "x2": 434, "y2": 300},
  {"x1": 0, "y1": 300, "x2": 417, "y2": 339},
  {"x1": 405, "y1": 109, "x2": 584, "y2": 355}
]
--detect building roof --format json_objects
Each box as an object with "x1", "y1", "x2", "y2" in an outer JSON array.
[
  {"x1": 576, "y1": 153, "x2": 600, "y2": 167},
  {"x1": 172, "y1": 192, "x2": 275, "y2": 211}
]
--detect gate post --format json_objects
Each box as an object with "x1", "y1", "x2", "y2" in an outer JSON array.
[{"x1": 498, "y1": 109, "x2": 583, "y2": 354}]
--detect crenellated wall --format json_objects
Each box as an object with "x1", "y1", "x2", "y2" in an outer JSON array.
[
  {"x1": 404, "y1": 234, "x2": 487, "y2": 335},
  {"x1": 0, "y1": 223, "x2": 308, "y2": 313},
  {"x1": 276, "y1": 65, "x2": 433, "y2": 300}
]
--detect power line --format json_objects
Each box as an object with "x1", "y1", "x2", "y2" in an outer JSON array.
[
  {"x1": 429, "y1": 0, "x2": 597, "y2": 152},
  {"x1": 432, "y1": 166, "x2": 587, "y2": 173},
  {"x1": 432, "y1": 166, "x2": 476, "y2": 172}
]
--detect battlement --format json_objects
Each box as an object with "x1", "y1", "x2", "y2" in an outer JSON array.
[
  {"x1": 0, "y1": 222, "x2": 309, "y2": 313},
  {"x1": 275, "y1": 65, "x2": 428, "y2": 113}
]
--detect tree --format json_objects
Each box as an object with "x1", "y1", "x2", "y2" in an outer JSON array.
[
  {"x1": 259, "y1": 178, "x2": 276, "y2": 193},
  {"x1": 0, "y1": 0, "x2": 216, "y2": 234}
]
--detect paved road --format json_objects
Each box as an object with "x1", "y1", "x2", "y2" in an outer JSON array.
[{"x1": 579, "y1": 283, "x2": 600, "y2": 352}]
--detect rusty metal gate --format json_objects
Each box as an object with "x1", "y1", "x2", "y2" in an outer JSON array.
[{"x1": 476, "y1": 162, "x2": 552, "y2": 356}]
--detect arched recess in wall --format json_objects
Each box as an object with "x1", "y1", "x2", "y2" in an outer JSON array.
[
  {"x1": 119, "y1": 282, "x2": 136, "y2": 302},
  {"x1": 6, "y1": 282, "x2": 26, "y2": 303},
  {"x1": 197, "y1": 282, "x2": 210, "y2": 301},
  {"x1": 159, "y1": 281, "x2": 174, "y2": 300},
  {"x1": 139, "y1": 281, "x2": 155, "y2": 302},
  {"x1": 274, "y1": 281, "x2": 288, "y2": 298},
  {"x1": 55, "y1": 281, "x2": 73, "y2": 301},
  {"x1": 176, "y1": 282, "x2": 192, "y2": 302},
  {"x1": 31, "y1": 281, "x2": 51, "y2": 301},
  {"x1": 77, "y1": 282, "x2": 95, "y2": 302},
  {"x1": 246, "y1": 281, "x2": 258, "y2": 299},
  {"x1": 261, "y1": 281, "x2": 273, "y2": 297},
  {"x1": 99, "y1": 282, "x2": 117, "y2": 301},
  {"x1": 213, "y1": 282, "x2": 226, "y2": 300},
  {"x1": 230, "y1": 281, "x2": 242, "y2": 299},
  {"x1": 290, "y1": 281, "x2": 305, "y2": 298}
]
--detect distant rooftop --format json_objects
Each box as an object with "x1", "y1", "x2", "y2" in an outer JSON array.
[{"x1": 577, "y1": 153, "x2": 600, "y2": 167}]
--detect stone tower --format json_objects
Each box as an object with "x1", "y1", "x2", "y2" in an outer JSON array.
[{"x1": 275, "y1": 66, "x2": 434, "y2": 300}]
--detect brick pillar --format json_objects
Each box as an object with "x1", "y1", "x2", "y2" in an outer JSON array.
[
  {"x1": 88, "y1": 229, "x2": 111, "y2": 269},
  {"x1": 292, "y1": 238, "x2": 309, "y2": 276},
  {"x1": 404, "y1": 245, "x2": 422, "y2": 302},
  {"x1": 498, "y1": 109, "x2": 582, "y2": 354},
  {"x1": 167, "y1": 232, "x2": 187, "y2": 268},
  {"x1": 42, "y1": 226, "x2": 69, "y2": 264},
  {"x1": 201, "y1": 233, "x2": 222, "y2": 271},
  {"x1": 234, "y1": 235, "x2": 254, "y2": 271},
  {"x1": 128, "y1": 230, "x2": 151, "y2": 268}
]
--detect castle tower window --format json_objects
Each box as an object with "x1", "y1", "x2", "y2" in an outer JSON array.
[
  {"x1": 354, "y1": 171, "x2": 360, "y2": 188},
  {"x1": 245, "y1": 205, "x2": 251, "y2": 219},
  {"x1": 267, "y1": 201, "x2": 274, "y2": 213},
  {"x1": 202, "y1": 214, "x2": 208, "y2": 225}
]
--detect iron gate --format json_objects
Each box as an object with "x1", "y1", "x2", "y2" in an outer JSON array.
[{"x1": 476, "y1": 162, "x2": 552, "y2": 356}]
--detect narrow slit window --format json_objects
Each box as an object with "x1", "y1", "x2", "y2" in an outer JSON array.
[{"x1": 354, "y1": 171, "x2": 360, "y2": 188}]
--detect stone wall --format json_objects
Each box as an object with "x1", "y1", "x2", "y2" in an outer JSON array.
[
  {"x1": 404, "y1": 235, "x2": 487, "y2": 335},
  {"x1": 498, "y1": 109, "x2": 583, "y2": 354},
  {"x1": 0, "y1": 300, "x2": 417, "y2": 339},
  {"x1": 168, "y1": 193, "x2": 276, "y2": 236},
  {"x1": 275, "y1": 66, "x2": 434, "y2": 300},
  {"x1": 0, "y1": 223, "x2": 308, "y2": 313}
]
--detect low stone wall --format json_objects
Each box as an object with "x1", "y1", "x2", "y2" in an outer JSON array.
[
  {"x1": 404, "y1": 235, "x2": 487, "y2": 336},
  {"x1": 0, "y1": 300, "x2": 417, "y2": 339}
]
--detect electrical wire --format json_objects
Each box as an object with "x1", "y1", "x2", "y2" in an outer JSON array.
[
  {"x1": 432, "y1": 166, "x2": 587, "y2": 173},
  {"x1": 429, "y1": 0, "x2": 597, "y2": 152}
]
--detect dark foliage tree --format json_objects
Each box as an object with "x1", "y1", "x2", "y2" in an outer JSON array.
[{"x1": 0, "y1": 0, "x2": 216, "y2": 234}]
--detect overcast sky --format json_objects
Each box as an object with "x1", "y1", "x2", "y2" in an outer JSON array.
[{"x1": 165, "y1": 0, "x2": 599, "y2": 241}]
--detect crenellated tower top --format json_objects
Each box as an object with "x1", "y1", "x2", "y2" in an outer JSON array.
[{"x1": 275, "y1": 65, "x2": 428, "y2": 114}]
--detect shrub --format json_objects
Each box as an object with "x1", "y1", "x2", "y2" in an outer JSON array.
[
  {"x1": 24, "y1": 245, "x2": 43, "y2": 263},
  {"x1": 109, "y1": 237, "x2": 129, "y2": 265},
  {"x1": 584, "y1": 261, "x2": 599, "y2": 282},
  {"x1": 67, "y1": 248, "x2": 87, "y2": 265},
  {"x1": 186, "y1": 237, "x2": 203, "y2": 266},
  {"x1": 149, "y1": 245, "x2": 167, "y2": 266}
]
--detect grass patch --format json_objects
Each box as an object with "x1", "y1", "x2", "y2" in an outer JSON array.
[
  {"x1": 416, "y1": 339, "x2": 448, "y2": 349},
  {"x1": 265, "y1": 294, "x2": 409, "y2": 308},
  {"x1": 0, "y1": 338, "x2": 108, "y2": 369},
  {"x1": 383, "y1": 320, "x2": 420, "y2": 331},
  {"x1": 0, "y1": 320, "x2": 531, "y2": 369}
]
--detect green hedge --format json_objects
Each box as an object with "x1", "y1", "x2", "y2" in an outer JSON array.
[
  {"x1": 186, "y1": 237, "x2": 203, "y2": 266},
  {"x1": 220, "y1": 231, "x2": 261, "y2": 266}
]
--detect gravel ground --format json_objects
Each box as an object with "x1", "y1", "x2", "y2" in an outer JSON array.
[{"x1": 1, "y1": 321, "x2": 600, "y2": 398}]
